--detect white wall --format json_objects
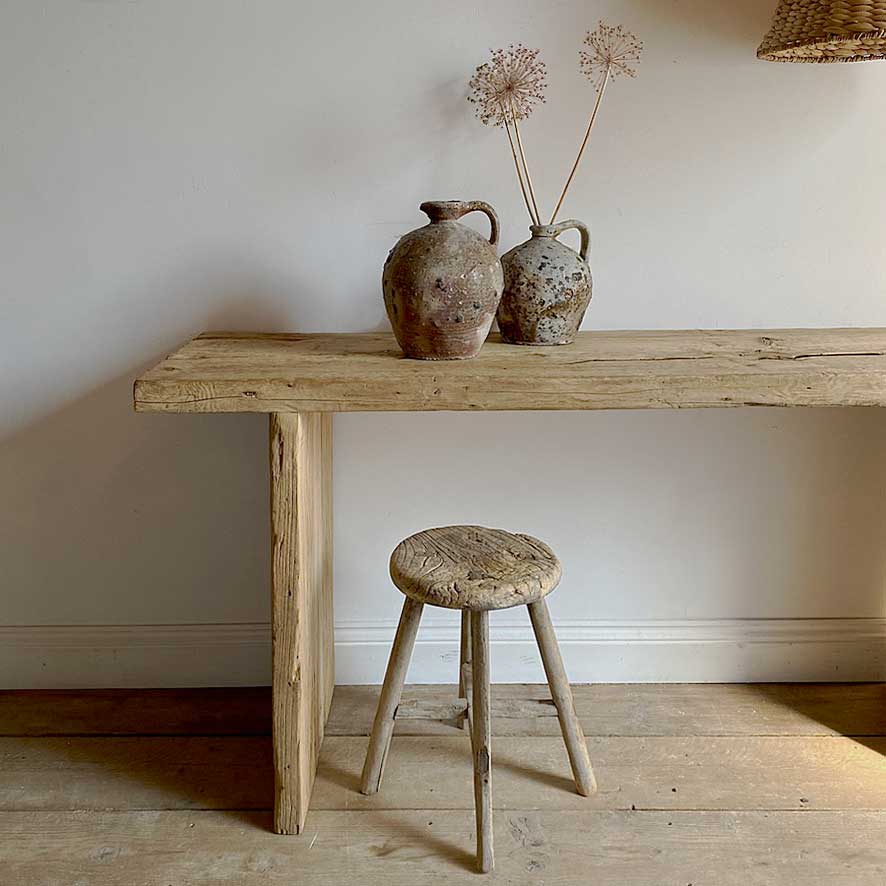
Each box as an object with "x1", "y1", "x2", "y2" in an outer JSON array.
[{"x1": 2, "y1": 0, "x2": 886, "y2": 687}]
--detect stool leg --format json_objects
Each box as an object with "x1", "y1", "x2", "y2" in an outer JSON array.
[
  {"x1": 458, "y1": 610, "x2": 471, "y2": 729},
  {"x1": 527, "y1": 599, "x2": 597, "y2": 797},
  {"x1": 470, "y1": 610, "x2": 493, "y2": 873},
  {"x1": 360, "y1": 597, "x2": 424, "y2": 795}
]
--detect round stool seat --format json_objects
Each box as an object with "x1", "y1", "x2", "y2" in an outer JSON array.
[{"x1": 389, "y1": 525, "x2": 561, "y2": 611}]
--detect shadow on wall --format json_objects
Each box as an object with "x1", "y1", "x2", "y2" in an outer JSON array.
[{"x1": 0, "y1": 294, "x2": 298, "y2": 626}]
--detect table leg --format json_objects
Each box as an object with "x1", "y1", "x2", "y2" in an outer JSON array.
[{"x1": 269, "y1": 412, "x2": 334, "y2": 834}]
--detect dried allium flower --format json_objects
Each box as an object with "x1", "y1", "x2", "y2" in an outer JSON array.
[
  {"x1": 549, "y1": 22, "x2": 644, "y2": 224},
  {"x1": 468, "y1": 45, "x2": 547, "y2": 127},
  {"x1": 580, "y1": 22, "x2": 643, "y2": 87}
]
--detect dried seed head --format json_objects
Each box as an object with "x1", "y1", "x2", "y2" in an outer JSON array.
[
  {"x1": 580, "y1": 22, "x2": 643, "y2": 88},
  {"x1": 468, "y1": 44, "x2": 547, "y2": 127}
]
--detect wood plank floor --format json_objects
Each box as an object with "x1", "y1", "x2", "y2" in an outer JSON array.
[{"x1": 2, "y1": 684, "x2": 885, "y2": 884}]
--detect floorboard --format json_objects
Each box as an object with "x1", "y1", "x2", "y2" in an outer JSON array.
[
  {"x1": 327, "y1": 683, "x2": 886, "y2": 737},
  {"x1": 0, "y1": 687, "x2": 271, "y2": 736},
  {"x1": 2, "y1": 809, "x2": 884, "y2": 885},
  {"x1": 2, "y1": 734, "x2": 884, "y2": 813},
  {"x1": 4, "y1": 683, "x2": 883, "y2": 737},
  {"x1": 0, "y1": 684, "x2": 884, "y2": 884}
]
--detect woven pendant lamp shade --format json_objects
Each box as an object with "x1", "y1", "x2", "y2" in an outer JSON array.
[{"x1": 758, "y1": 1, "x2": 886, "y2": 62}]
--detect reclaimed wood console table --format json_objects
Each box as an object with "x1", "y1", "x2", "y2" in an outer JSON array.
[{"x1": 134, "y1": 328, "x2": 886, "y2": 835}]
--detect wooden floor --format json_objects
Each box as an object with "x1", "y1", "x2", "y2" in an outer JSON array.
[{"x1": 2, "y1": 683, "x2": 886, "y2": 884}]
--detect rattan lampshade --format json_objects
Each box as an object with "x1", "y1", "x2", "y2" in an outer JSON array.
[{"x1": 758, "y1": 1, "x2": 886, "y2": 62}]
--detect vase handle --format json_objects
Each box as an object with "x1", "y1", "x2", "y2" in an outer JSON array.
[
  {"x1": 460, "y1": 201, "x2": 500, "y2": 247},
  {"x1": 551, "y1": 219, "x2": 589, "y2": 262},
  {"x1": 418, "y1": 200, "x2": 500, "y2": 247}
]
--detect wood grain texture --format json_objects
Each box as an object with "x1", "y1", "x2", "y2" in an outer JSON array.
[
  {"x1": 2, "y1": 734, "x2": 886, "y2": 812},
  {"x1": 457, "y1": 611, "x2": 470, "y2": 730},
  {"x1": 5, "y1": 809, "x2": 885, "y2": 885},
  {"x1": 308, "y1": 734, "x2": 886, "y2": 814},
  {"x1": 527, "y1": 600, "x2": 596, "y2": 797},
  {"x1": 4, "y1": 685, "x2": 886, "y2": 883},
  {"x1": 326, "y1": 683, "x2": 886, "y2": 737},
  {"x1": 3, "y1": 684, "x2": 881, "y2": 737},
  {"x1": 395, "y1": 697, "x2": 558, "y2": 721},
  {"x1": 134, "y1": 328, "x2": 886, "y2": 413},
  {"x1": 360, "y1": 598, "x2": 424, "y2": 795},
  {"x1": 390, "y1": 526, "x2": 561, "y2": 611},
  {"x1": 469, "y1": 610, "x2": 493, "y2": 872},
  {"x1": 457, "y1": 611, "x2": 470, "y2": 706},
  {"x1": 461, "y1": 663, "x2": 474, "y2": 738},
  {"x1": 269, "y1": 412, "x2": 333, "y2": 834}
]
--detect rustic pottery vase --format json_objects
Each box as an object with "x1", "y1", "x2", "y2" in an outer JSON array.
[
  {"x1": 383, "y1": 200, "x2": 504, "y2": 360},
  {"x1": 497, "y1": 220, "x2": 593, "y2": 346}
]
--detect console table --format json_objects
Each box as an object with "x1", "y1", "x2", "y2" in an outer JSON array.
[{"x1": 133, "y1": 328, "x2": 886, "y2": 835}]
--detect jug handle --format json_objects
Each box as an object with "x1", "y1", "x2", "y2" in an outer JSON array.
[
  {"x1": 460, "y1": 201, "x2": 500, "y2": 247},
  {"x1": 550, "y1": 219, "x2": 589, "y2": 261}
]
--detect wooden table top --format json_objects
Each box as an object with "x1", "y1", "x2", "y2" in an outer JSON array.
[{"x1": 133, "y1": 329, "x2": 886, "y2": 413}]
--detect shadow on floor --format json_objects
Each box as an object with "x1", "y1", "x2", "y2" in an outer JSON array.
[{"x1": 752, "y1": 682, "x2": 886, "y2": 756}]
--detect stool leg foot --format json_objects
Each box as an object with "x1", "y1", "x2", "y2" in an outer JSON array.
[
  {"x1": 360, "y1": 597, "x2": 423, "y2": 795},
  {"x1": 457, "y1": 610, "x2": 471, "y2": 729},
  {"x1": 470, "y1": 610, "x2": 493, "y2": 873},
  {"x1": 528, "y1": 599, "x2": 597, "y2": 797}
]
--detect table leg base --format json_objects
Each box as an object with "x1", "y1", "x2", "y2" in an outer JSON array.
[{"x1": 270, "y1": 412, "x2": 334, "y2": 834}]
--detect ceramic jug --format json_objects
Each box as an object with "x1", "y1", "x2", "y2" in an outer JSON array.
[
  {"x1": 383, "y1": 200, "x2": 504, "y2": 360},
  {"x1": 497, "y1": 220, "x2": 593, "y2": 346}
]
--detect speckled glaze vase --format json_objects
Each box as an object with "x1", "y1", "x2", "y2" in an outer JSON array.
[
  {"x1": 497, "y1": 220, "x2": 593, "y2": 346},
  {"x1": 383, "y1": 200, "x2": 504, "y2": 360}
]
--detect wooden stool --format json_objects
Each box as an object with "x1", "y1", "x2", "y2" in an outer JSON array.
[{"x1": 360, "y1": 525, "x2": 596, "y2": 873}]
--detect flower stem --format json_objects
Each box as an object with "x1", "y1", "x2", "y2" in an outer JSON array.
[
  {"x1": 549, "y1": 63, "x2": 611, "y2": 225},
  {"x1": 511, "y1": 104, "x2": 542, "y2": 225},
  {"x1": 503, "y1": 114, "x2": 537, "y2": 225}
]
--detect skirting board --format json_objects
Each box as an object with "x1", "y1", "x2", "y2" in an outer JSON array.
[{"x1": 1, "y1": 618, "x2": 885, "y2": 688}]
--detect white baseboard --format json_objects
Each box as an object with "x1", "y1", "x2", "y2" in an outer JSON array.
[{"x1": 1, "y1": 618, "x2": 884, "y2": 688}]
